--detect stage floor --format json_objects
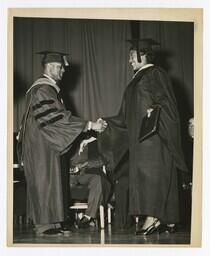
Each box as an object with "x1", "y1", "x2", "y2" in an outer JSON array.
[{"x1": 13, "y1": 223, "x2": 191, "y2": 246}]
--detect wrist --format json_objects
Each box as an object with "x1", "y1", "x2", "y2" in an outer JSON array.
[{"x1": 87, "y1": 121, "x2": 92, "y2": 131}]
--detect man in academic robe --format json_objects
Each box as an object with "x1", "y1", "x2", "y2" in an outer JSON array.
[
  {"x1": 97, "y1": 39, "x2": 189, "y2": 235},
  {"x1": 17, "y1": 51, "x2": 107, "y2": 236}
]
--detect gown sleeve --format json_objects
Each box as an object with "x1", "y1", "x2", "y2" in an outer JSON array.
[
  {"x1": 29, "y1": 84, "x2": 87, "y2": 153},
  {"x1": 97, "y1": 94, "x2": 129, "y2": 172},
  {"x1": 148, "y1": 68, "x2": 188, "y2": 172}
]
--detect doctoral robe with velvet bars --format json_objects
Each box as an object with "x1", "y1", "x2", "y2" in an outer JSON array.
[
  {"x1": 20, "y1": 77, "x2": 86, "y2": 225},
  {"x1": 98, "y1": 66, "x2": 188, "y2": 223}
]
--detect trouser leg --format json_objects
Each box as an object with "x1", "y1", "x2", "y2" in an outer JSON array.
[{"x1": 78, "y1": 174, "x2": 103, "y2": 218}]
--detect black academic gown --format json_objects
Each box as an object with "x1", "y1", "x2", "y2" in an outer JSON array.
[
  {"x1": 98, "y1": 65, "x2": 188, "y2": 223},
  {"x1": 19, "y1": 77, "x2": 86, "y2": 225}
]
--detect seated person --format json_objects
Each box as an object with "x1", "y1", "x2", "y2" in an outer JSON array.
[
  {"x1": 69, "y1": 138, "x2": 111, "y2": 229},
  {"x1": 80, "y1": 137, "x2": 132, "y2": 230}
]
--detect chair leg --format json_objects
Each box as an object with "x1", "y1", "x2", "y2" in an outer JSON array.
[
  {"x1": 108, "y1": 207, "x2": 111, "y2": 224},
  {"x1": 75, "y1": 211, "x2": 78, "y2": 221},
  {"x1": 135, "y1": 216, "x2": 139, "y2": 224},
  {"x1": 99, "y1": 205, "x2": 105, "y2": 229},
  {"x1": 100, "y1": 229, "x2": 105, "y2": 244}
]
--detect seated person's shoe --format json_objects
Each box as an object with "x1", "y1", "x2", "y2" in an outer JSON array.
[
  {"x1": 156, "y1": 224, "x2": 176, "y2": 234},
  {"x1": 58, "y1": 226, "x2": 73, "y2": 235},
  {"x1": 135, "y1": 219, "x2": 160, "y2": 236},
  {"x1": 77, "y1": 216, "x2": 93, "y2": 229},
  {"x1": 37, "y1": 228, "x2": 63, "y2": 237},
  {"x1": 166, "y1": 224, "x2": 176, "y2": 233}
]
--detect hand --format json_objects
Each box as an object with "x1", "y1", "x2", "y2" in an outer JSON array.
[
  {"x1": 78, "y1": 137, "x2": 97, "y2": 155},
  {"x1": 16, "y1": 132, "x2": 20, "y2": 141},
  {"x1": 91, "y1": 118, "x2": 107, "y2": 133},
  {"x1": 147, "y1": 108, "x2": 154, "y2": 118},
  {"x1": 188, "y1": 118, "x2": 194, "y2": 139},
  {"x1": 69, "y1": 161, "x2": 88, "y2": 174},
  {"x1": 69, "y1": 166, "x2": 80, "y2": 174}
]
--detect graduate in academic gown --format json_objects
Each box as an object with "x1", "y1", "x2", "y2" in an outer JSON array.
[{"x1": 97, "y1": 39, "x2": 189, "y2": 235}]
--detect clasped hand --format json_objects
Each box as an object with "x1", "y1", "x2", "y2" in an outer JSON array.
[
  {"x1": 79, "y1": 118, "x2": 107, "y2": 155},
  {"x1": 91, "y1": 118, "x2": 107, "y2": 133}
]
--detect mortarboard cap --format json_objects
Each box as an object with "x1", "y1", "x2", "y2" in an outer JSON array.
[
  {"x1": 127, "y1": 38, "x2": 160, "y2": 51},
  {"x1": 37, "y1": 51, "x2": 69, "y2": 66}
]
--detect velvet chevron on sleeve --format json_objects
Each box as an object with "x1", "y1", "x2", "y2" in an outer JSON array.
[{"x1": 29, "y1": 84, "x2": 86, "y2": 153}]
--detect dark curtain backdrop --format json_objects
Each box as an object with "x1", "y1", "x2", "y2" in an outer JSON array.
[
  {"x1": 13, "y1": 17, "x2": 193, "y2": 169},
  {"x1": 13, "y1": 17, "x2": 132, "y2": 130}
]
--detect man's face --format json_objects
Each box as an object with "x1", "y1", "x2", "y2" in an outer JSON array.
[
  {"x1": 129, "y1": 50, "x2": 145, "y2": 71},
  {"x1": 48, "y1": 62, "x2": 65, "y2": 81}
]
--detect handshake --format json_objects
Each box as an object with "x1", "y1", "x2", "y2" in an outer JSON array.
[
  {"x1": 88, "y1": 118, "x2": 107, "y2": 133},
  {"x1": 79, "y1": 118, "x2": 107, "y2": 155}
]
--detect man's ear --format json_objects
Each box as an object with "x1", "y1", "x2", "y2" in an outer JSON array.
[{"x1": 140, "y1": 54, "x2": 147, "y2": 63}]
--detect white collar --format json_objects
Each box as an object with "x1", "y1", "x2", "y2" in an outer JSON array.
[
  {"x1": 43, "y1": 74, "x2": 60, "y2": 93},
  {"x1": 133, "y1": 64, "x2": 154, "y2": 78}
]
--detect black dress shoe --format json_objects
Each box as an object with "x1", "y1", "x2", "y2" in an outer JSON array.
[
  {"x1": 77, "y1": 216, "x2": 93, "y2": 229},
  {"x1": 37, "y1": 228, "x2": 63, "y2": 237},
  {"x1": 135, "y1": 219, "x2": 160, "y2": 236}
]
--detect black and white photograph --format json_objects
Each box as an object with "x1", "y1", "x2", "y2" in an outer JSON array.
[{"x1": 6, "y1": 8, "x2": 202, "y2": 248}]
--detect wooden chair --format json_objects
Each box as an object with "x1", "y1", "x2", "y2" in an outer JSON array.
[{"x1": 69, "y1": 183, "x2": 113, "y2": 229}]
